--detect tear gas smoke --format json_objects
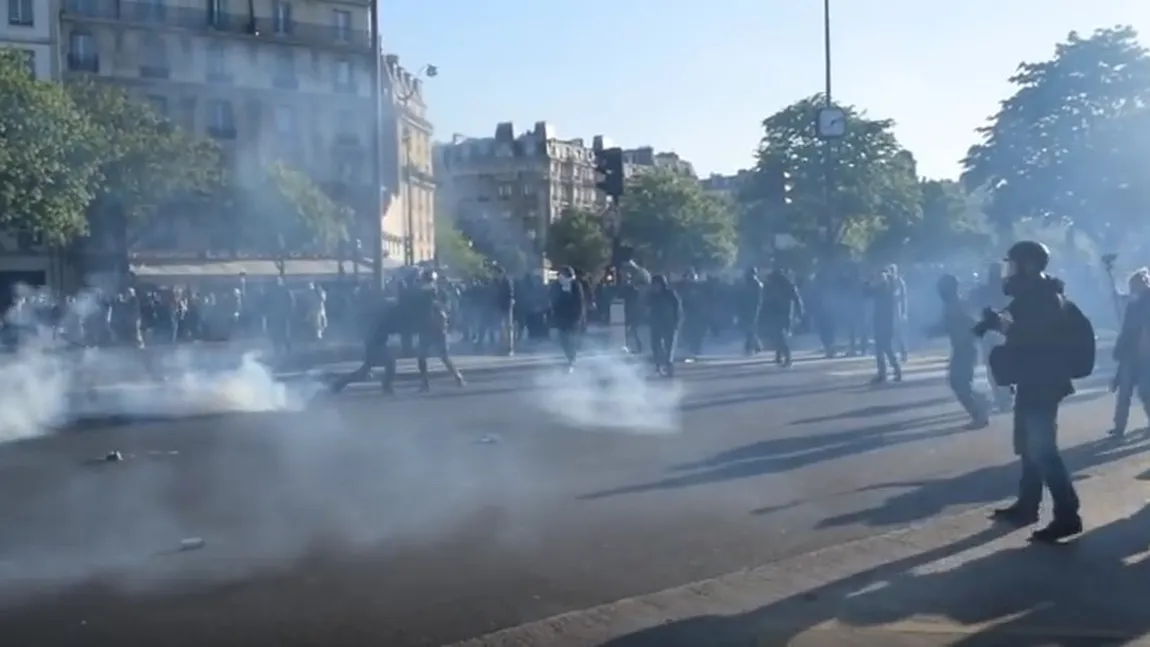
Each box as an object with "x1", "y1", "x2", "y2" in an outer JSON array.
[
  {"x1": 530, "y1": 346, "x2": 684, "y2": 434},
  {"x1": 0, "y1": 284, "x2": 563, "y2": 599},
  {"x1": 0, "y1": 286, "x2": 306, "y2": 443}
]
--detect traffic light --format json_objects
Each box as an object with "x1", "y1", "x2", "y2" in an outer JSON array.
[{"x1": 594, "y1": 147, "x2": 625, "y2": 198}]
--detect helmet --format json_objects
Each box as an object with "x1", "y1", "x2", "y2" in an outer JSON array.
[
  {"x1": 937, "y1": 273, "x2": 959, "y2": 297},
  {"x1": 1006, "y1": 240, "x2": 1050, "y2": 273}
]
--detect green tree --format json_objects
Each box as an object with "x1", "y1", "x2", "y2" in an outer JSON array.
[
  {"x1": 0, "y1": 50, "x2": 102, "y2": 244},
  {"x1": 545, "y1": 207, "x2": 611, "y2": 273},
  {"x1": 619, "y1": 169, "x2": 737, "y2": 271},
  {"x1": 231, "y1": 162, "x2": 353, "y2": 254},
  {"x1": 435, "y1": 215, "x2": 490, "y2": 279},
  {"x1": 744, "y1": 95, "x2": 921, "y2": 259},
  {"x1": 961, "y1": 26, "x2": 1150, "y2": 249},
  {"x1": 870, "y1": 179, "x2": 991, "y2": 261},
  {"x1": 67, "y1": 80, "x2": 222, "y2": 247}
]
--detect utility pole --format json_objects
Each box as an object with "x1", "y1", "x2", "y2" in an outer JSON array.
[
  {"x1": 814, "y1": 0, "x2": 845, "y2": 257},
  {"x1": 368, "y1": 0, "x2": 385, "y2": 288}
]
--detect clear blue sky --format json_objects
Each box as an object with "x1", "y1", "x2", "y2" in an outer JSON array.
[{"x1": 381, "y1": 1, "x2": 1147, "y2": 180}]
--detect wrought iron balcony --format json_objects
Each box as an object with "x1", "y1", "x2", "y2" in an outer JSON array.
[{"x1": 59, "y1": 0, "x2": 371, "y2": 50}]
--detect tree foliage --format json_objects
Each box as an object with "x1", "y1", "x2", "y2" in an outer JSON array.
[
  {"x1": 743, "y1": 95, "x2": 921, "y2": 260},
  {"x1": 435, "y1": 215, "x2": 490, "y2": 279},
  {"x1": 619, "y1": 169, "x2": 737, "y2": 271},
  {"x1": 545, "y1": 207, "x2": 611, "y2": 273},
  {"x1": 961, "y1": 26, "x2": 1150, "y2": 249},
  {"x1": 67, "y1": 79, "x2": 221, "y2": 241},
  {"x1": 868, "y1": 179, "x2": 990, "y2": 261},
  {"x1": 225, "y1": 162, "x2": 353, "y2": 254},
  {"x1": 0, "y1": 50, "x2": 102, "y2": 244}
]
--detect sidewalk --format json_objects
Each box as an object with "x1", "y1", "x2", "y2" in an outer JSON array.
[{"x1": 451, "y1": 426, "x2": 1150, "y2": 647}]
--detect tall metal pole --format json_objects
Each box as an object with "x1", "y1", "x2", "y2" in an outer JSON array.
[
  {"x1": 821, "y1": 0, "x2": 834, "y2": 256},
  {"x1": 369, "y1": 0, "x2": 385, "y2": 288}
]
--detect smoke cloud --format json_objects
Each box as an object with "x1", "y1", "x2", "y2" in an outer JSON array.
[{"x1": 530, "y1": 344, "x2": 684, "y2": 435}]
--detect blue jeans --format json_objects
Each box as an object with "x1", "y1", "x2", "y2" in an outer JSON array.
[{"x1": 1014, "y1": 404, "x2": 1079, "y2": 520}]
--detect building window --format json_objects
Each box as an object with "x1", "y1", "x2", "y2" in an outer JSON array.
[
  {"x1": 272, "y1": 0, "x2": 292, "y2": 34},
  {"x1": 7, "y1": 0, "x2": 32, "y2": 26},
  {"x1": 273, "y1": 105, "x2": 294, "y2": 136},
  {"x1": 135, "y1": 0, "x2": 165, "y2": 22},
  {"x1": 334, "y1": 58, "x2": 352, "y2": 92},
  {"x1": 207, "y1": 99, "x2": 235, "y2": 139},
  {"x1": 207, "y1": 0, "x2": 229, "y2": 29},
  {"x1": 68, "y1": 31, "x2": 97, "y2": 71},
  {"x1": 273, "y1": 49, "x2": 296, "y2": 88},
  {"x1": 146, "y1": 95, "x2": 169, "y2": 117},
  {"x1": 332, "y1": 9, "x2": 350, "y2": 41},
  {"x1": 140, "y1": 33, "x2": 168, "y2": 78},
  {"x1": 206, "y1": 41, "x2": 230, "y2": 82}
]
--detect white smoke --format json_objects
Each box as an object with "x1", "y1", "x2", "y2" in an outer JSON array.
[
  {"x1": 0, "y1": 285, "x2": 307, "y2": 443},
  {"x1": 530, "y1": 347, "x2": 684, "y2": 434}
]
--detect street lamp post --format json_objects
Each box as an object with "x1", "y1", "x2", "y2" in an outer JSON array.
[
  {"x1": 369, "y1": 0, "x2": 385, "y2": 288},
  {"x1": 814, "y1": 0, "x2": 845, "y2": 256},
  {"x1": 392, "y1": 64, "x2": 438, "y2": 267}
]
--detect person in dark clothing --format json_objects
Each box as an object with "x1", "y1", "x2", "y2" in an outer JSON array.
[
  {"x1": 1109, "y1": 268, "x2": 1150, "y2": 437},
  {"x1": 866, "y1": 268, "x2": 903, "y2": 383},
  {"x1": 739, "y1": 267, "x2": 763, "y2": 356},
  {"x1": 551, "y1": 266, "x2": 585, "y2": 371},
  {"x1": 929, "y1": 274, "x2": 988, "y2": 428},
  {"x1": 983, "y1": 240, "x2": 1082, "y2": 543},
  {"x1": 648, "y1": 275, "x2": 682, "y2": 377},
  {"x1": 492, "y1": 268, "x2": 515, "y2": 356},
  {"x1": 761, "y1": 269, "x2": 804, "y2": 367},
  {"x1": 329, "y1": 298, "x2": 398, "y2": 395},
  {"x1": 678, "y1": 270, "x2": 706, "y2": 359},
  {"x1": 411, "y1": 269, "x2": 465, "y2": 392}
]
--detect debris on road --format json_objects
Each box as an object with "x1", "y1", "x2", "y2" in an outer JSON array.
[
  {"x1": 178, "y1": 537, "x2": 206, "y2": 552},
  {"x1": 475, "y1": 434, "x2": 500, "y2": 445},
  {"x1": 104, "y1": 451, "x2": 124, "y2": 462}
]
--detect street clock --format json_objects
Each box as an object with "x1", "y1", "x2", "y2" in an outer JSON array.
[{"x1": 816, "y1": 107, "x2": 846, "y2": 139}]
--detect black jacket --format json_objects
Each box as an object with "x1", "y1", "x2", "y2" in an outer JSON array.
[
  {"x1": 648, "y1": 288, "x2": 683, "y2": 331},
  {"x1": 1000, "y1": 274, "x2": 1074, "y2": 406}
]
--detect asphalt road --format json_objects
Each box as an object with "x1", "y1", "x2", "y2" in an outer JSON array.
[{"x1": 0, "y1": 348, "x2": 1139, "y2": 647}]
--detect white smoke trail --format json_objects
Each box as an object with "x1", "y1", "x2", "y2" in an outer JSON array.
[
  {"x1": 0, "y1": 285, "x2": 309, "y2": 443},
  {"x1": 530, "y1": 348, "x2": 684, "y2": 434}
]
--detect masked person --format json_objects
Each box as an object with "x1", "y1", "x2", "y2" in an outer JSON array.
[
  {"x1": 978, "y1": 240, "x2": 1088, "y2": 542},
  {"x1": 930, "y1": 274, "x2": 988, "y2": 428},
  {"x1": 412, "y1": 269, "x2": 464, "y2": 392},
  {"x1": 329, "y1": 297, "x2": 397, "y2": 395},
  {"x1": 739, "y1": 267, "x2": 763, "y2": 356},
  {"x1": 866, "y1": 267, "x2": 903, "y2": 384},
  {"x1": 762, "y1": 268, "x2": 804, "y2": 367},
  {"x1": 648, "y1": 275, "x2": 682, "y2": 377},
  {"x1": 550, "y1": 266, "x2": 585, "y2": 372},
  {"x1": 678, "y1": 270, "x2": 706, "y2": 359},
  {"x1": 1110, "y1": 268, "x2": 1150, "y2": 437}
]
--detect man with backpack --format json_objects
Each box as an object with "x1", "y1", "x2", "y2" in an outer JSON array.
[{"x1": 977, "y1": 240, "x2": 1092, "y2": 542}]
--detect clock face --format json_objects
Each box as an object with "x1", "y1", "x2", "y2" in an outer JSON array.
[{"x1": 817, "y1": 107, "x2": 846, "y2": 138}]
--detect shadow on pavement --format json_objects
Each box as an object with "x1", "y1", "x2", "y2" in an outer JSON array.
[
  {"x1": 790, "y1": 396, "x2": 954, "y2": 425},
  {"x1": 578, "y1": 412, "x2": 969, "y2": 500},
  {"x1": 816, "y1": 431, "x2": 1150, "y2": 529},
  {"x1": 599, "y1": 488, "x2": 1150, "y2": 646}
]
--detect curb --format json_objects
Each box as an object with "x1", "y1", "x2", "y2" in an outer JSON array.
[{"x1": 446, "y1": 456, "x2": 1150, "y2": 647}]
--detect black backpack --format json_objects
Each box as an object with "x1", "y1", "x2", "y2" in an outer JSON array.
[{"x1": 1061, "y1": 298, "x2": 1096, "y2": 379}]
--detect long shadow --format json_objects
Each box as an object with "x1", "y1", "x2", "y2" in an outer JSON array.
[
  {"x1": 598, "y1": 497, "x2": 1150, "y2": 647},
  {"x1": 680, "y1": 381, "x2": 876, "y2": 411},
  {"x1": 816, "y1": 431, "x2": 1150, "y2": 529},
  {"x1": 790, "y1": 396, "x2": 953, "y2": 424},
  {"x1": 578, "y1": 412, "x2": 969, "y2": 500}
]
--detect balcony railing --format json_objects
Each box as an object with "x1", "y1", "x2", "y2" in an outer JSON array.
[
  {"x1": 139, "y1": 64, "x2": 170, "y2": 79},
  {"x1": 207, "y1": 125, "x2": 237, "y2": 140},
  {"x1": 66, "y1": 53, "x2": 99, "y2": 72},
  {"x1": 59, "y1": 0, "x2": 371, "y2": 49}
]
